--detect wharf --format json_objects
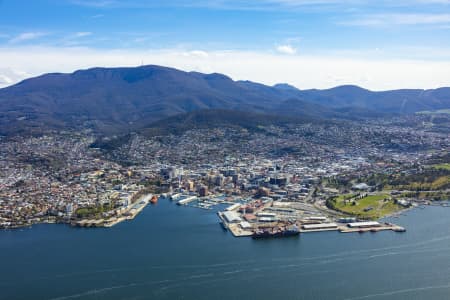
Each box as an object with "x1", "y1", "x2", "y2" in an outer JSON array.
[
  {"x1": 339, "y1": 224, "x2": 405, "y2": 233},
  {"x1": 103, "y1": 216, "x2": 127, "y2": 227},
  {"x1": 125, "y1": 199, "x2": 149, "y2": 220},
  {"x1": 300, "y1": 225, "x2": 405, "y2": 233},
  {"x1": 220, "y1": 216, "x2": 406, "y2": 237},
  {"x1": 177, "y1": 196, "x2": 197, "y2": 206},
  {"x1": 227, "y1": 223, "x2": 406, "y2": 236},
  {"x1": 227, "y1": 223, "x2": 253, "y2": 237},
  {"x1": 73, "y1": 219, "x2": 105, "y2": 227},
  {"x1": 300, "y1": 227, "x2": 339, "y2": 233}
]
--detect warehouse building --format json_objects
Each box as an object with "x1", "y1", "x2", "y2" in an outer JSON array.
[
  {"x1": 302, "y1": 223, "x2": 338, "y2": 230},
  {"x1": 223, "y1": 211, "x2": 242, "y2": 223},
  {"x1": 347, "y1": 221, "x2": 380, "y2": 228}
]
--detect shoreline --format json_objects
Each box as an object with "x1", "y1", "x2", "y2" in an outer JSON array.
[
  {"x1": 2, "y1": 198, "x2": 448, "y2": 231},
  {"x1": 0, "y1": 194, "x2": 152, "y2": 230}
]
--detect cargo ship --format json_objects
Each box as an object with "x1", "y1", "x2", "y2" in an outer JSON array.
[
  {"x1": 219, "y1": 221, "x2": 228, "y2": 231},
  {"x1": 217, "y1": 212, "x2": 228, "y2": 231},
  {"x1": 252, "y1": 225, "x2": 300, "y2": 239}
]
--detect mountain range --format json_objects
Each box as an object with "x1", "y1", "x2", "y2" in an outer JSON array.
[{"x1": 0, "y1": 65, "x2": 449, "y2": 136}]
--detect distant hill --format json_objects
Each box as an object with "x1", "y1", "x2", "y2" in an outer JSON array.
[
  {"x1": 91, "y1": 109, "x2": 331, "y2": 151},
  {"x1": 300, "y1": 85, "x2": 450, "y2": 114},
  {"x1": 0, "y1": 65, "x2": 449, "y2": 135},
  {"x1": 139, "y1": 109, "x2": 318, "y2": 137}
]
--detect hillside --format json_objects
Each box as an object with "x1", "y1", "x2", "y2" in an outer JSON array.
[
  {"x1": 0, "y1": 65, "x2": 317, "y2": 135},
  {"x1": 301, "y1": 85, "x2": 450, "y2": 114},
  {"x1": 0, "y1": 65, "x2": 449, "y2": 136},
  {"x1": 139, "y1": 109, "x2": 317, "y2": 137}
]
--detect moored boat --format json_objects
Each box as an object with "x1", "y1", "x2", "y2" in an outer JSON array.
[
  {"x1": 150, "y1": 195, "x2": 158, "y2": 204},
  {"x1": 219, "y1": 220, "x2": 228, "y2": 231},
  {"x1": 393, "y1": 227, "x2": 406, "y2": 232}
]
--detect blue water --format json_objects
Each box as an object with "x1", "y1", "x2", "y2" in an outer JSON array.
[{"x1": 1, "y1": 201, "x2": 450, "y2": 300}]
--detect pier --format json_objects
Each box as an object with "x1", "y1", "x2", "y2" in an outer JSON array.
[
  {"x1": 217, "y1": 209, "x2": 406, "y2": 237},
  {"x1": 177, "y1": 196, "x2": 197, "y2": 206}
]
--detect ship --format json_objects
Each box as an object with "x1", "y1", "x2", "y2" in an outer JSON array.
[
  {"x1": 393, "y1": 227, "x2": 406, "y2": 232},
  {"x1": 252, "y1": 225, "x2": 300, "y2": 239},
  {"x1": 219, "y1": 221, "x2": 228, "y2": 231},
  {"x1": 150, "y1": 195, "x2": 158, "y2": 204}
]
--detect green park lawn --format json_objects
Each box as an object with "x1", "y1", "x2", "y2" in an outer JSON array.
[{"x1": 330, "y1": 193, "x2": 403, "y2": 219}]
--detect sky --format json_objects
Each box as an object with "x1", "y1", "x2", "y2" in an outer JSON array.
[{"x1": 0, "y1": 0, "x2": 450, "y2": 90}]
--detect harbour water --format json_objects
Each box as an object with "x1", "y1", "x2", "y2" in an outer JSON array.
[{"x1": 1, "y1": 200, "x2": 450, "y2": 300}]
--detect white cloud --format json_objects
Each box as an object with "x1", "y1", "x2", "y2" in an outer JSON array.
[
  {"x1": 9, "y1": 32, "x2": 48, "y2": 44},
  {"x1": 276, "y1": 44, "x2": 297, "y2": 55},
  {"x1": 70, "y1": 0, "x2": 118, "y2": 7},
  {"x1": 74, "y1": 32, "x2": 92, "y2": 38},
  {"x1": 341, "y1": 13, "x2": 450, "y2": 26},
  {"x1": 183, "y1": 50, "x2": 209, "y2": 58},
  {"x1": 415, "y1": 0, "x2": 450, "y2": 3},
  {"x1": 0, "y1": 46, "x2": 449, "y2": 90},
  {"x1": 0, "y1": 74, "x2": 13, "y2": 85},
  {"x1": 266, "y1": 0, "x2": 360, "y2": 6},
  {"x1": 57, "y1": 32, "x2": 94, "y2": 47},
  {"x1": 0, "y1": 68, "x2": 31, "y2": 87},
  {"x1": 68, "y1": 0, "x2": 450, "y2": 11}
]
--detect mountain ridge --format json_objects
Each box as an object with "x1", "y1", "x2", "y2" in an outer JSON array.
[{"x1": 0, "y1": 65, "x2": 449, "y2": 136}]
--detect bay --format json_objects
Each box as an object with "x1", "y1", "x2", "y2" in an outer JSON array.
[{"x1": 1, "y1": 200, "x2": 450, "y2": 300}]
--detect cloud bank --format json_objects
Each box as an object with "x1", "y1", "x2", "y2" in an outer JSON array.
[{"x1": 0, "y1": 46, "x2": 449, "y2": 91}]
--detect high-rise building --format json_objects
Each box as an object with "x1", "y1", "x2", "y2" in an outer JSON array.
[{"x1": 199, "y1": 185, "x2": 209, "y2": 197}]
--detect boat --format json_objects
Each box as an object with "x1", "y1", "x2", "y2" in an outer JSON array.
[
  {"x1": 252, "y1": 229, "x2": 272, "y2": 239},
  {"x1": 393, "y1": 227, "x2": 406, "y2": 232},
  {"x1": 150, "y1": 195, "x2": 158, "y2": 204},
  {"x1": 219, "y1": 221, "x2": 228, "y2": 231},
  {"x1": 217, "y1": 212, "x2": 228, "y2": 231}
]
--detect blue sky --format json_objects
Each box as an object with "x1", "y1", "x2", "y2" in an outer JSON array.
[{"x1": 0, "y1": 0, "x2": 450, "y2": 89}]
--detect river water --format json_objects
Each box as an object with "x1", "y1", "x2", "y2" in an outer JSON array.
[{"x1": 1, "y1": 200, "x2": 449, "y2": 300}]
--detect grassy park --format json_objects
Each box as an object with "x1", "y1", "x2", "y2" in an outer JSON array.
[{"x1": 327, "y1": 193, "x2": 403, "y2": 219}]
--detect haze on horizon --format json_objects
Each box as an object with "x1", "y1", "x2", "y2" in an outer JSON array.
[{"x1": 0, "y1": 0, "x2": 450, "y2": 91}]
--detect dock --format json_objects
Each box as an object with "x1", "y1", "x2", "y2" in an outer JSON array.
[
  {"x1": 218, "y1": 211, "x2": 406, "y2": 237},
  {"x1": 339, "y1": 224, "x2": 406, "y2": 233},
  {"x1": 73, "y1": 218, "x2": 105, "y2": 227},
  {"x1": 125, "y1": 197, "x2": 149, "y2": 220},
  {"x1": 177, "y1": 196, "x2": 197, "y2": 206},
  {"x1": 103, "y1": 216, "x2": 126, "y2": 227},
  {"x1": 227, "y1": 223, "x2": 254, "y2": 237}
]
